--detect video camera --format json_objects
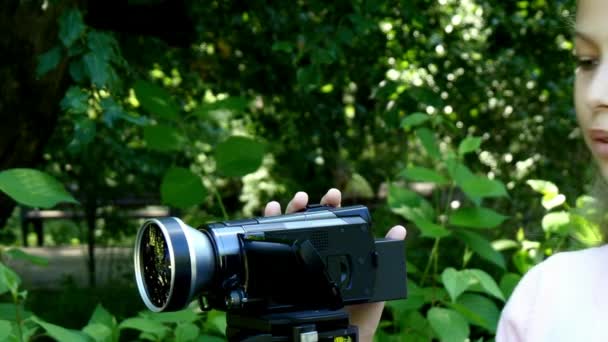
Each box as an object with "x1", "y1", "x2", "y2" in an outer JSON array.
[{"x1": 133, "y1": 204, "x2": 407, "y2": 341}]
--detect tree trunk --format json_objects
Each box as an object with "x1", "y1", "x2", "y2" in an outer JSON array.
[{"x1": 0, "y1": 2, "x2": 76, "y2": 228}]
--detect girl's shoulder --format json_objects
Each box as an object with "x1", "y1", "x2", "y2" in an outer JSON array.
[{"x1": 537, "y1": 244, "x2": 608, "y2": 278}]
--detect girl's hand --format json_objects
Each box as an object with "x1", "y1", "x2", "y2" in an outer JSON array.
[{"x1": 263, "y1": 188, "x2": 407, "y2": 342}]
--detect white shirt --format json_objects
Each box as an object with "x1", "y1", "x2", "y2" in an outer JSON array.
[{"x1": 496, "y1": 245, "x2": 608, "y2": 341}]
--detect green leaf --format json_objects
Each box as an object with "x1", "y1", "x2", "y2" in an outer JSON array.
[
  {"x1": 460, "y1": 176, "x2": 509, "y2": 200},
  {"x1": 446, "y1": 158, "x2": 475, "y2": 185},
  {"x1": 134, "y1": 80, "x2": 180, "y2": 120},
  {"x1": 0, "y1": 320, "x2": 12, "y2": 341},
  {"x1": 161, "y1": 167, "x2": 207, "y2": 209},
  {"x1": 542, "y1": 211, "x2": 570, "y2": 234},
  {"x1": 0, "y1": 303, "x2": 32, "y2": 321},
  {"x1": 401, "y1": 113, "x2": 430, "y2": 129},
  {"x1": 416, "y1": 128, "x2": 441, "y2": 160},
  {"x1": 526, "y1": 179, "x2": 559, "y2": 197},
  {"x1": 442, "y1": 268, "x2": 477, "y2": 302},
  {"x1": 414, "y1": 218, "x2": 451, "y2": 238},
  {"x1": 82, "y1": 323, "x2": 111, "y2": 342},
  {"x1": 271, "y1": 41, "x2": 294, "y2": 53},
  {"x1": 441, "y1": 268, "x2": 504, "y2": 302},
  {"x1": 205, "y1": 310, "x2": 226, "y2": 336},
  {"x1": 0, "y1": 169, "x2": 78, "y2": 208},
  {"x1": 32, "y1": 316, "x2": 89, "y2": 342},
  {"x1": 69, "y1": 118, "x2": 96, "y2": 149},
  {"x1": 69, "y1": 59, "x2": 86, "y2": 83},
  {"x1": 452, "y1": 293, "x2": 500, "y2": 333},
  {"x1": 196, "y1": 336, "x2": 225, "y2": 342},
  {"x1": 499, "y1": 273, "x2": 522, "y2": 300},
  {"x1": 194, "y1": 97, "x2": 249, "y2": 121},
  {"x1": 87, "y1": 32, "x2": 117, "y2": 62},
  {"x1": 88, "y1": 304, "x2": 115, "y2": 328},
  {"x1": 455, "y1": 230, "x2": 506, "y2": 269},
  {"x1": 58, "y1": 9, "x2": 86, "y2": 48},
  {"x1": 0, "y1": 263, "x2": 21, "y2": 296},
  {"x1": 143, "y1": 124, "x2": 184, "y2": 152},
  {"x1": 119, "y1": 317, "x2": 169, "y2": 338},
  {"x1": 5, "y1": 248, "x2": 48, "y2": 266},
  {"x1": 449, "y1": 207, "x2": 507, "y2": 229},
  {"x1": 400, "y1": 167, "x2": 448, "y2": 185},
  {"x1": 458, "y1": 136, "x2": 483, "y2": 155},
  {"x1": 83, "y1": 52, "x2": 109, "y2": 87},
  {"x1": 60, "y1": 87, "x2": 89, "y2": 114},
  {"x1": 388, "y1": 184, "x2": 435, "y2": 222},
  {"x1": 214, "y1": 136, "x2": 265, "y2": 177},
  {"x1": 145, "y1": 308, "x2": 199, "y2": 323},
  {"x1": 175, "y1": 322, "x2": 200, "y2": 342},
  {"x1": 427, "y1": 308, "x2": 469, "y2": 342},
  {"x1": 101, "y1": 98, "x2": 148, "y2": 127},
  {"x1": 541, "y1": 193, "x2": 566, "y2": 210},
  {"x1": 37, "y1": 47, "x2": 63, "y2": 77},
  {"x1": 466, "y1": 269, "x2": 505, "y2": 301},
  {"x1": 400, "y1": 311, "x2": 436, "y2": 342}
]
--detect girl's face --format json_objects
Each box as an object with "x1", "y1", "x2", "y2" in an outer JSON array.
[{"x1": 575, "y1": 0, "x2": 608, "y2": 179}]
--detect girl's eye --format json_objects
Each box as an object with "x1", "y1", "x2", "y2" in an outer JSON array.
[{"x1": 576, "y1": 57, "x2": 599, "y2": 71}]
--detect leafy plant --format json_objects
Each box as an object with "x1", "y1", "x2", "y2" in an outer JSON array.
[{"x1": 384, "y1": 113, "x2": 509, "y2": 341}]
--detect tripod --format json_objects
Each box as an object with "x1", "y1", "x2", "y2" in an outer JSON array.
[{"x1": 226, "y1": 309, "x2": 358, "y2": 342}]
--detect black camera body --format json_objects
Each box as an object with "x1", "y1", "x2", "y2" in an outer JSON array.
[{"x1": 134, "y1": 205, "x2": 407, "y2": 341}]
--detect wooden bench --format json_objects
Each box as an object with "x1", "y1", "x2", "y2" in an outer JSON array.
[{"x1": 19, "y1": 198, "x2": 174, "y2": 247}]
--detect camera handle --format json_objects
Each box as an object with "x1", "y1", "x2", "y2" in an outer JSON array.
[{"x1": 226, "y1": 309, "x2": 358, "y2": 342}]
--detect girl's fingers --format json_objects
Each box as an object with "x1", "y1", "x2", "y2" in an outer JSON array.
[
  {"x1": 320, "y1": 188, "x2": 342, "y2": 207},
  {"x1": 264, "y1": 201, "x2": 282, "y2": 216},
  {"x1": 285, "y1": 191, "x2": 309, "y2": 213}
]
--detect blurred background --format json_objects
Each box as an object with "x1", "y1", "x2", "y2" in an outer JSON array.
[{"x1": 0, "y1": 0, "x2": 595, "y2": 341}]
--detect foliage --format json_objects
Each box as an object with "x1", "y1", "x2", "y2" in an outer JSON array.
[{"x1": 2, "y1": 0, "x2": 601, "y2": 341}]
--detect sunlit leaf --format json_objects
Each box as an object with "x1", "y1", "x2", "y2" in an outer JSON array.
[
  {"x1": 455, "y1": 230, "x2": 506, "y2": 269},
  {"x1": 526, "y1": 179, "x2": 559, "y2": 197},
  {"x1": 119, "y1": 317, "x2": 169, "y2": 338},
  {"x1": 427, "y1": 308, "x2": 469, "y2": 342},
  {"x1": 541, "y1": 211, "x2": 570, "y2": 234},
  {"x1": 401, "y1": 113, "x2": 429, "y2": 129},
  {"x1": 32, "y1": 316, "x2": 89, "y2": 342},
  {"x1": 499, "y1": 273, "x2": 522, "y2": 300},
  {"x1": 449, "y1": 207, "x2": 507, "y2": 229},
  {"x1": 413, "y1": 218, "x2": 451, "y2": 238},
  {"x1": 461, "y1": 176, "x2": 509, "y2": 200},
  {"x1": 134, "y1": 80, "x2": 180, "y2": 120},
  {"x1": 451, "y1": 293, "x2": 500, "y2": 333},
  {"x1": 0, "y1": 169, "x2": 78, "y2": 208},
  {"x1": 214, "y1": 136, "x2": 265, "y2": 177},
  {"x1": 83, "y1": 52, "x2": 109, "y2": 87},
  {"x1": 36, "y1": 47, "x2": 63, "y2": 77},
  {"x1": 442, "y1": 268, "x2": 476, "y2": 302},
  {"x1": 0, "y1": 320, "x2": 11, "y2": 341},
  {"x1": 400, "y1": 167, "x2": 448, "y2": 185},
  {"x1": 161, "y1": 167, "x2": 207, "y2": 209},
  {"x1": 175, "y1": 322, "x2": 199, "y2": 342},
  {"x1": 458, "y1": 136, "x2": 483, "y2": 155},
  {"x1": 416, "y1": 128, "x2": 441, "y2": 160},
  {"x1": 60, "y1": 87, "x2": 88, "y2": 114},
  {"x1": 5, "y1": 248, "x2": 48, "y2": 266},
  {"x1": 143, "y1": 124, "x2": 184, "y2": 152},
  {"x1": 58, "y1": 9, "x2": 85, "y2": 48}
]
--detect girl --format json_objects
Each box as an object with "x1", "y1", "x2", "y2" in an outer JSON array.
[{"x1": 497, "y1": 0, "x2": 608, "y2": 340}]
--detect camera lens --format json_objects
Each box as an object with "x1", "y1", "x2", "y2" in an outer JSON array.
[
  {"x1": 134, "y1": 217, "x2": 217, "y2": 312},
  {"x1": 140, "y1": 223, "x2": 171, "y2": 308}
]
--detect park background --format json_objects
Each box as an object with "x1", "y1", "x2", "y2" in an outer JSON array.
[{"x1": 0, "y1": 0, "x2": 595, "y2": 341}]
